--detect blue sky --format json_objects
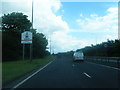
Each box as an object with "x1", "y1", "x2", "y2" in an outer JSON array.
[
  {"x1": 53, "y1": 2, "x2": 118, "y2": 47},
  {"x1": 57, "y1": 2, "x2": 118, "y2": 29},
  {"x1": 2, "y1": 0, "x2": 118, "y2": 53}
]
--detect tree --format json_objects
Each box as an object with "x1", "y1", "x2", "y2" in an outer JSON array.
[
  {"x1": 2, "y1": 12, "x2": 49, "y2": 61},
  {"x1": 32, "y1": 29, "x2": 49, "y2": 58},
  {"x1": 2, "y1": 12, "x2": 31, "y2": 32},
  {"x1": 78, "y1": 39, "x2": 120, "y2": 57},
  {"x1": 2, "y1": 12, "x2": 32, "y2": 61}
]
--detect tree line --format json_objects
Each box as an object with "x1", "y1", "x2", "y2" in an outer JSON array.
[
  {"x1": 63, "y1": 39, "x2": 120, "y2": 58},
  {"x1": 77, "y1": 39, "x2": 120, "y2": 57},
  {"x1": 2, "y1": 12, "x2": 50, "y2": 61}
]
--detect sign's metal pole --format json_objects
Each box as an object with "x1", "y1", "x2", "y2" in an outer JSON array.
[
  {"x1": 30, "y1": 43, "x2": 32, "y2": 63},
  {"x1": 30, "y1": 0, "x2": 33, "y2": 63},
  {"x1": 23, "y1": 44, "x2": 25, "y2": 61},
  {"x1": 22, "y1": 29, "x2": 25, "y2": 61}
]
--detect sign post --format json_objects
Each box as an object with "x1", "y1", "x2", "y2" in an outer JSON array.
[
  {"x1": 23, "y1": 44, "x2": 25, "y2": 61},
  {"x1": 21, "y1": 31, "x2": 32, "y2": 61}
]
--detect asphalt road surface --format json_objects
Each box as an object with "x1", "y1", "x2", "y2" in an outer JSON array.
[{"x1": 5, "y1": 55, "x2": 120, "y2": 88}]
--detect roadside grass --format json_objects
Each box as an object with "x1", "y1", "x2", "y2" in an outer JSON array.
[
  {"x1": 2, "y1": 55, "x2": 55, "y2": 85},
  {"x1": 0, "y1": 62, "x2": 2, "y2": 87}
]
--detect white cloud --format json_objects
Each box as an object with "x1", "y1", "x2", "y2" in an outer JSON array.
[
  {"x1": 80, "y1": 13, "x2": 83, "y2": 17},
  {"x1": 49, "y1": 31, "x2": 91, "y2": 53},
  {"x1": 32, "y1": 0, "x2": 69, "y2": 35},
  {"x1": 90, "y1": 14, "x2": 98, "y2": 17},
  {"x1": 2, "y1": 0, "x2": 65, "y2": 34},
  {"x1": 2, "y1": 0, "x2": 71, "y2": 53},
  {"x1": 71, "y1": 7, "x2": 118, "y2": 48},
  {"x1": 1, "y1": 0, "x2": 32, "y2": 20},
  {"x1": 1, "y1": 0, "x2": 118, "y2": 53},
  {"x1": 76, "y1": 7, "x2": 118, "y2": 34}
]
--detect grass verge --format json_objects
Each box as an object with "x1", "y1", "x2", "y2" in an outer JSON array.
[
  {"x1": 2, "y1": 55, "x2": 55, "y2": 85},
  {"x1": 0, "y1": 62, "x2": 2, "y2": 89}
]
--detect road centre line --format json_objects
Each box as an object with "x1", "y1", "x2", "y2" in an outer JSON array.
[
  {"x1": 12, "y1": 60, "x2": 54, "y2": 89},
  {"x1": 83, "y1": 72, "x2": 92, "y2": 78}
]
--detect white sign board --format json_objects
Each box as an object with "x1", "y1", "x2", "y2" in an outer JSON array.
[{"x1": 21, "y1": 31, "x2": 32, "y2": 44}]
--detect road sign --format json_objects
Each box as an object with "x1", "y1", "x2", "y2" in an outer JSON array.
[{"x1": 21, "y1": 31, "x2": 32, "y2": 44}]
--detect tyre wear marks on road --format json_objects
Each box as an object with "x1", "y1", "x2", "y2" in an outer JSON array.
[{"x1": 83, "y1": 72, "x2": 92, "y2": 78}]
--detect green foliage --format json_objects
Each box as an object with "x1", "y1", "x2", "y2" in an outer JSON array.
[
  {"x1": 2, "y1": 12, "x2": 29, "y2": 61},
  {"x1": 2, "y1": 31, "x2": 22, "y2": 60},
  {"x1": 32, "y1": 29, "x2": 49, "y2": 58},
  {"x1": 3, "y1": 55, "x2": 54, "y2": 85},
  {"x1": 2, "y1": 12, "x2": 31, "y2": 32},
  {"x1": 78, "y1": 39, "x2": 120, "y2": 57},
  {"x1": 2, "y1": 12, "x2": 49, "y2": 61}
]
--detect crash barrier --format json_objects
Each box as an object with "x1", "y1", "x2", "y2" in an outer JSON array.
[{"x1": 84, "y1": 56, "x2": 120, "y2": 68}]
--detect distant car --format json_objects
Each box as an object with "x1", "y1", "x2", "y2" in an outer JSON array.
[{"x1": 73, "y1": 51, "x2": 84, "y2": 61}]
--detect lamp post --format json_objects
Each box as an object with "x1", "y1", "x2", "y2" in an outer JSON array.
[
  {"x1": 30, "y1": 0, "x2": 33, "y2": 63},
  {"x1": 118, "y1": 1, "x2": 120, "y2": 40}
]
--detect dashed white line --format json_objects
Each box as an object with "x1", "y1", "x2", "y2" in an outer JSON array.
[
  {"x1": 83, "y1": 72, "x2": 92, "y2": 78},
  {"x1": 13, "y1": 60, "x2": 54, "y2": 89}
]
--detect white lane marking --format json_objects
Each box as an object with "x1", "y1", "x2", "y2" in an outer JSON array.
[
  {"x1": 13, "y1": 60, "x2": 54, "y2": 88},
  {"x1": 86, "y1": 61, "x2": 120, "y2": 71},
  {"x1": 83, "y1": 72, "x2": 91, "y2": 78}
]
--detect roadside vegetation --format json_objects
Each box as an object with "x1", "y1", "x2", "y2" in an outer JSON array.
[
  {"x1": 77, "y1": 39, "x2": 120, "y2": 57},
  {"x1": 3, "y1": 55, "x2": 55, "y2": 85},
  {"x1": 1, "y1": 12, "x2": 53, "y2": 86},
  {"x1": 2, "y1": 12, "x2": 50, "y2": 62},
  {"x1": 58, "y1": 39, "x2": 120, "y2": 58}
]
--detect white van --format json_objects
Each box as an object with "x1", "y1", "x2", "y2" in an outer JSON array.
[{"x1": 73, "y1": 51, "x2": 84, "y2": 61}]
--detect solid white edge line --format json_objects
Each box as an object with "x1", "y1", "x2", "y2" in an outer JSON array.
[
  {"x1": 13, "y1": 60, "x2": 54, "y2": 88},
  {"x1": 86, "y1": 61, "x2": 120, "y2": 71},
  {"x1": 83, "y1": 72, "x2": 91, "y2": 78}
]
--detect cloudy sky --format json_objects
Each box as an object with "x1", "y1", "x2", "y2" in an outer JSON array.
[{"x1": 1, "y1": 0, "x2": 119, "y2": 53}]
